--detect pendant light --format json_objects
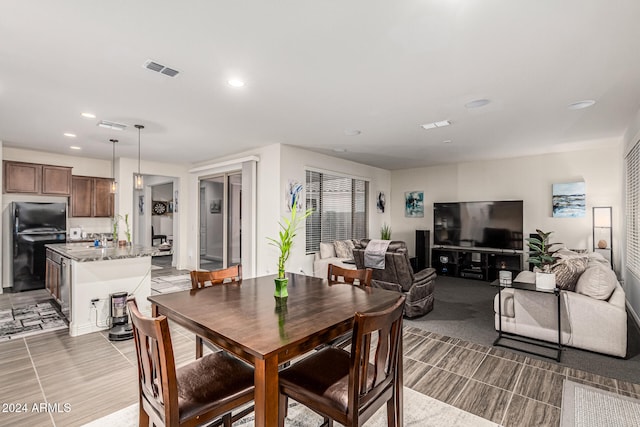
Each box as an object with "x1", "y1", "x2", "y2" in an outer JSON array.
[
  {"x1": 134, "y1": 124, "x2": 144, "y2": 190},
  {"x1": 109, "y1": 138, "x2": 118, "y2": 193}
]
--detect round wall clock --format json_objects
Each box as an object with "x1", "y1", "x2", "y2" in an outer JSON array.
[{"x1": 152, "y1": 201, "x2": 167, "y2": 215}]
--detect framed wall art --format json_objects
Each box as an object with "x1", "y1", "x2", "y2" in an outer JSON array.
[
  {"x1": 405, "y1": 191, "x2": 424, "y2": 218},
  {"x1": 552, "y1": 181, "x2": 586, "y2": 218}
]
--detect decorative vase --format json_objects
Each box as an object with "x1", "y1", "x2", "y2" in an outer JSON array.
[
  {"x1": 535, "y1": 271, "x2": 556, "y2": 290},
  {"x1": 274, "y1": 277, "x2": 289, "y2": 298}
]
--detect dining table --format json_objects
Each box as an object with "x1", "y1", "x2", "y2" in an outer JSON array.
[{"x1": 148, "y1": 272, "x2": 403, "y2": 427}]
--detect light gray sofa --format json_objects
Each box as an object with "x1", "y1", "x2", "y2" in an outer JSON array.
[
  {"x1": 494, "y1": 251, "x2": 627, "y2": 357},
  {"x1": 312, "y1": 240, "x2": 356, "y2": 278}
]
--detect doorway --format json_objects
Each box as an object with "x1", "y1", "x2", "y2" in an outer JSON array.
[{"x1": 199, "y1": 173, "x2": 242, "y2": 270}]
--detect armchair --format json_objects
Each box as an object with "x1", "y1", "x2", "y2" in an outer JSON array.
[{"x1": 353, "y1": 239, "x2": 437, "y2": 318}]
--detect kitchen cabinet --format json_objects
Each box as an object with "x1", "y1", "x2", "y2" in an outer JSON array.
[
  {"x1": 3, "y1": 161, "x2": 72, "y2": 195},
  {"x1": 70, "y1": 175, "x2": 114, "y2": 217}
]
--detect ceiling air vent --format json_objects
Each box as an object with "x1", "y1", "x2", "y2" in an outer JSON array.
[
  {"x1": 97, "y1": 120, "x2": 127, "y2": 131},
  {"x1": 143, "y1": 59, "x2": 180, "y2": 77}
]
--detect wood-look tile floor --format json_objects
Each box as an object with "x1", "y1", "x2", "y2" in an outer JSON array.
[{"x1": 1, "y1": 288, "x2": 639, "y2": 427}]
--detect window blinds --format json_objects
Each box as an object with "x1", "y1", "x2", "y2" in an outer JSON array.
[
  {"x1": 626, "y1": 141, "x2": 640, "y2": 278},
  {"x1": 305, "y1": 170, "x2": 368, "y2": 253}
]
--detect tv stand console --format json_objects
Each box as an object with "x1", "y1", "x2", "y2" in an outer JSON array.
[{"x1": 431, "y1": 246, "x2": 523, "y2": 281}]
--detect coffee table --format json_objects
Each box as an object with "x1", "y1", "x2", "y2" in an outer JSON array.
[{"x1": 492, "y1": 279, "x2": 563, "y2": 362}]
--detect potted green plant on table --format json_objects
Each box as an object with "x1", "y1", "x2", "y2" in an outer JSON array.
[
  {"x1": 267, "y1": 193, "x2": 313, "y2": 298},
  {"x1": 526, "y1": 229, "x2": 562, "y2": 290}
]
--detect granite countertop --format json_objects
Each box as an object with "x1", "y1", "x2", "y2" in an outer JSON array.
[{"x1": 46, "y1": 242, "x2": 172, "y2": 262}]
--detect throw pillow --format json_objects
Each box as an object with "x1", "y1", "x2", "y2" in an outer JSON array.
[
  {"x1": 334, "y1": 240, "x2": 355, "y2": 259},
  {"x1": 319, "y1": 242, "x2": 335, "y2": 259},
  {"x1": 551, "y1": 257, "x2": 588, "y2": 291},
  {"x1": 334, "y1": 239, "x2": 354, "y2": 259},
  {"x1": 575, "y1": 264, "x2": 617, "y2": 300}
]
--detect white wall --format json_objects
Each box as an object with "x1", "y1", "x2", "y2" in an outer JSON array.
[
  {"x1": 391, "y1": 143, "x2": 623, "y2": 271},
  {"x1": 279, "y1": 145, "x2": 392, "y2": 276}
]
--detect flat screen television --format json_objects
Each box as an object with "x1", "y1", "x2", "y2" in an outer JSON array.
[{"x1": 433, "y1": 201, "x2": 524, "y2": 250}]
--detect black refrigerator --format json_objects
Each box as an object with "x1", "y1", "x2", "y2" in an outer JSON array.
[{"x1": 11, "y1": 202, "x2": 67, "y2": 292}]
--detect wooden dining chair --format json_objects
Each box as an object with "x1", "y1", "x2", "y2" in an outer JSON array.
[
  {"x1": 190, "y1": 264, "x2": 242, "y2": 289},
  {"x1": 190, "y1": 265, "x2": 242, "y2": 358},
  {"x1": 327, "y1": 263, "x2": 373, "y2": 287},
  {"x1": 325, "y1": 264, "x2": 374, "y2": 349},
  {"x1": 278, "y1": 295, "x2": 406, "y2": 427},
  {"x1": 128, "y1": 299, "x2": 255, "y2": 427}
]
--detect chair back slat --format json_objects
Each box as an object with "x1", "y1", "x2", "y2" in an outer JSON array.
[
  {"x1": 128, "y1": 300, "x2": 180, "y2": 426},
  {"x1": 327, "y1": 264, "x2": 372, "y2": 287},
  {"x1": 349, "y1": 295, "x2": 405, "y2": 417},
  {"x1": 190, "y1": 265, "x2": 242, "y2": 289}
]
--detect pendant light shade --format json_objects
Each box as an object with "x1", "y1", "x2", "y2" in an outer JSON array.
[
  {"x1": 109, "y1": 139, "x2": 118, "y2": 194},
  {"x1": 134, "y1": 124, "x2": 144, "y2": 190}
]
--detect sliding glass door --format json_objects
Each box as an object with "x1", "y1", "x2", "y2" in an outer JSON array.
[{"x1": 199, "y1": 173, "x2": 242, "y2": 270}]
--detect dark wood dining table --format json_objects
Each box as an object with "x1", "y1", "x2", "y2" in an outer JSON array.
[{"x1": 148, "y1": 272, "x2": 403, "y2": 427}]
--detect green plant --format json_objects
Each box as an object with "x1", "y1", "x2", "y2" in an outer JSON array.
[
  {"x1": 122, "y1": 214, "x2": 131, "y2": 243},
  {"x1": 380, "y1": 222, "x2": 391, "y2": 240},
  {"x1": 267, "y1": 194, "x2": 313, "y2": 279},
  {"x1": 112, "y1": 217, "x2": 119, "y2": 244},
  {"x1": 526, "y1": 229, "x2": 562, "y2": 272}
]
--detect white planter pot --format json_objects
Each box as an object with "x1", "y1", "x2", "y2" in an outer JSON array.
[{"x1": 535, "y1": 271, "x2": 556, "y2": 290}]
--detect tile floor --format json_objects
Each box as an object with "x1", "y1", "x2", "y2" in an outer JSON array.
[{"x1": 2, "y1": 268, "x2": 640, "y2": 426}]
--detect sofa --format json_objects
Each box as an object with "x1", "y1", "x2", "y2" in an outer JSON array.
[
  {"x1": 353, "y1": 239, "x2": 437, "y2": 318},
  {"x1": 312, "y1": 240, "x2": 357, "y2": 278},
  {"x1": 494, "y1": 250, "x2": 627, "y2": 357}
]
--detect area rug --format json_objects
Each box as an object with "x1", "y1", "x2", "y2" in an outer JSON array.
[
  {"x1": 81, "y1": 387, "x2": 498, "y2": 426},
  {"x1": 561, "y1": 379, "x2": 640, "y2": 426},
  {"x1": 0, "y1": 301, "x2": 67, "y2": 342},
  {"x1": 150, "y1": 274, "x2": 191, "y2": 294}
]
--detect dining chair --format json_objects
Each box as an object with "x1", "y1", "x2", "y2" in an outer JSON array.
[
  {"x1": 278, "y1": 295, "x2": 406, "y2": 427},
  {"x1": 190, "y1": 265, "x2": 242, "y2": 358},
  {"x1": 190, "y1": 264, "x2": 242, "y2": 289},
  {"x1": 327, "y1": 263, "x2": 373, "y2": 287},
  {"x1": 127, "y1": 299, "x2": 255, "y2": 427},
  {"x1": 326, "y1": 264, "x2": 373, "y2": 349},
  {"x1": 152, "y1": 225, "x2": 167, "y2": 245}
]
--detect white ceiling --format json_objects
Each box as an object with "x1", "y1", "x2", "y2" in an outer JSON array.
[{"x1": 1, "y1": 0, "x2": 639, "y2": 170}]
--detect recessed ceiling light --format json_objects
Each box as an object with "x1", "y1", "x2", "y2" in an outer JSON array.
[
  {"x1": 228, "y1": 79, "x2": 245, "y2": 88},
  {"x1": 443, "y1": 140, "x2": 452, "y2": 144},
  {"x1": 64, "y1": 133, "x2": 76, "y2": 138},
  {"x1": 465, "y1": 99, "x2": 490, "y2": 109},
  {"x1": 69, "y1": 146, "x2": 81, "y2": 150},
  {"x1": 421, "y1": 120, "x2": 451, "y2": 130},
  {"x1": 81, "y1": 112, "x2": 96, "y2": 119},
  {"x1": 568, "y1": 100, "x2": 596, "y2": 110},
  {"x1": 344, "y1": 129, "x2": 361, "y2": 136},
  {"x1": 97, "y1": 120, "x2": 127, "y2": 131}
]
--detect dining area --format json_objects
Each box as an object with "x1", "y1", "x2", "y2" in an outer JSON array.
[{"x1": 134, "y1": 265, "x2": 406, "y2": 427}]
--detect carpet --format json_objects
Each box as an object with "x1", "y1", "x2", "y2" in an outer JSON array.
[
  {"x1": 81, "y1": 387, "x2": 498, "y2": 426},
  {"x1": 0, "y1": 301, "x2": 67, "y2": 342},
  {"x1": 561, "y1": 379, "x2": 640, "y2": 426}
]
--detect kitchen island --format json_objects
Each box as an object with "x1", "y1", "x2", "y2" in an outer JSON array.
[{"x1": 45, "y1": 242, "x2": 170, "y2": 337}]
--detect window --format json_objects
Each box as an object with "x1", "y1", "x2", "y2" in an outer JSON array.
[
  {"x1": 305, "y1": 170, "x2": 368, "y2": 253},
  {"x1": 626, "y1": 141, "x2": 640, "y2": 277}
]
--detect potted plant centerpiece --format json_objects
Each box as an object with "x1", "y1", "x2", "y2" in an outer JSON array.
[
  {"x1": 267, "y1": 193, "x2": 312, "y2": 298},
  {"x1": 526, "y1": 229, "x2": 561, "y2": 290}
]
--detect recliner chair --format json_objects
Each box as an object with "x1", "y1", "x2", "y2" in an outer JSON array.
[{"x1": 353, "y1": 239, "x2": 436, "y2": 318}]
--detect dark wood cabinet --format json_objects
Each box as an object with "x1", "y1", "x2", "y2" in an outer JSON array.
[
  {"x1": 3, "y1": 161, "x2": 72, "y2": 195},
  {"x1": 70, "y1": 175, "x2": 114, "y2": 217},
  {"x1": 45, "y1": 256, "x2": 60, "y2": 301}
]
